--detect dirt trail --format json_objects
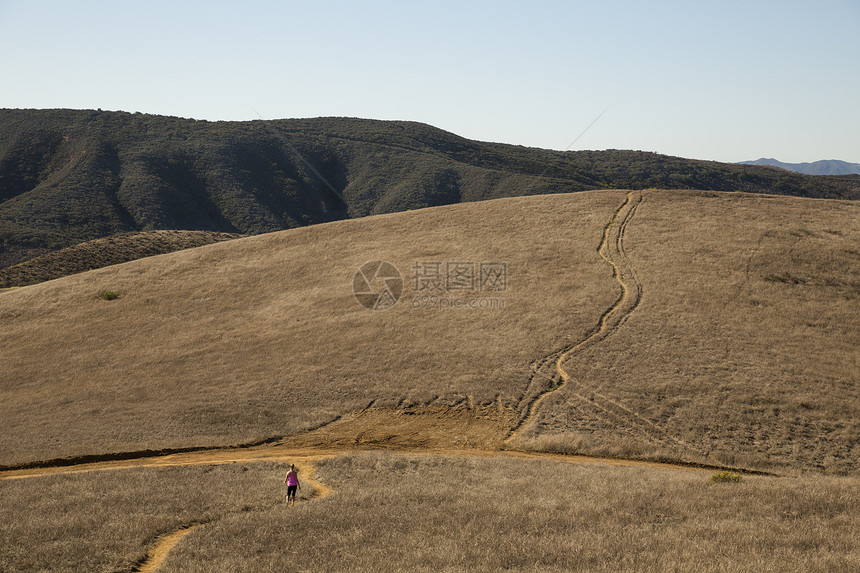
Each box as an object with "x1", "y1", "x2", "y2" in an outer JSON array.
[
  {"x1": 134, "y1": 524, "x2": 205, "y2": 573},
  {"x1": 122, "y1": 455, "x2": 332, "y2": 573},
  {"x1": 0, "y1": 444, "x2": 761, "y2": 483},
  {"x1": 302, "y1": 461, "x2": 334, "y2": 499},
  {"x1": 0, "y1": 447, "x2": 342, "y2": 480},
  {"x1": 506, "y1": 191, "x2": 689, "y2": 452}
]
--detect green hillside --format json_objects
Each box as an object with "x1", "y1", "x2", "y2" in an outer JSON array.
[{"x1": 2, "y1": 108, "x2": 858, "y2": 268}]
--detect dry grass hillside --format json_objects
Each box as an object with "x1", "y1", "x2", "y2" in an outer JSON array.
[
  {"x1": 0, "y1": 190, "x2": 623, "y2": 466},
  {"x1": 1, "y1": 189, "x2": 858, "y2": 474},
  {"x1": 513, "y1": 191, "x2": 860, "y2": 474},
  {"x1": 0, "y1": 230, "x2": 243, "y2": 288}
]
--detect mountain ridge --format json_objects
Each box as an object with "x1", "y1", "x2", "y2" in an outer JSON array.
[
  {"x1": 739, "y1": 157, "x2": 860, "y2": 175},
  {"x1": 2, "y1": 108, "x2": 859, "y2": 268}
]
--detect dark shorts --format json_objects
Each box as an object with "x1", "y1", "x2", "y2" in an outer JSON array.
[{"x1": 287, "y1": 485, "x2": 297, "y2": 497}]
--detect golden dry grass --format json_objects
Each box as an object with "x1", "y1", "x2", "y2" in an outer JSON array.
[
  {"x1": 0, "y1": 190, "x2": 623, "y2": 465},
  {"x1": 0, "y1": 462, "x2": 288, "y2": 571},
  {"x1": 1, "y1": 189, "x2": 858, "y2": 475},
  {"x1": 2, "y1": 452, "x2": 858, "y2": 572},
  {"x1": 513, "y1": 190, "x2": 860, "y2": 474}
]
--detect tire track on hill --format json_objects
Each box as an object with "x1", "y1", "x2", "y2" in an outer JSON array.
[{"x1": 506, "y1": 190, "x2": 690, "y2": 453}]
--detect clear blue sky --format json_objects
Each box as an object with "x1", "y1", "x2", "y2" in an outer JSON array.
[{"x1": 1, "y1": 0, "x2": 858, "y2": 163}]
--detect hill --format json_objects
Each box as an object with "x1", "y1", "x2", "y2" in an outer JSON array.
[
  {"x1": 739, "y1": 157, "x2": 860, "y2": 175},
  {"x1": 0, "y1": 230, "x2": 242, "y2": 288},
  {"x1": 1, "y1": 189, "x2": 857, "y2": 474},
  {"x1": 2, "y1": 108, "x2": 859, "y2": 269}
]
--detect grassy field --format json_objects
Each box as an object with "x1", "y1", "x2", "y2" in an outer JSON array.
[
  {"x1": 1, "y1": 189, "x2": 858, "y2": 474},
  {"x1": 1, "y1": 452, "x2": 858, "y2": 572},
  {"x1": 0, "y1": 462, "x2": 290, "y2": 572}
]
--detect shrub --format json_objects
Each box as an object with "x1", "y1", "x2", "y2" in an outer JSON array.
[{"x1": 98, "y1": 289, "x2": 119, "y2": 300}]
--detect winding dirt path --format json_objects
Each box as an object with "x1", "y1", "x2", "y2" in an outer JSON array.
[
  {"x1": 1, "y1": 449, "x2": 339, "y2": 572},
  {"x1": 129, "y1": 459, "x2": 331, "y2": 572},
  {"x1": 72, "y1": 452, "x2": 335, "y2": 573},
  {"x1": 506, "y1": 191, "x2": 688, "y2": 451},
  {"x1": 0, "y1": 445, "x2": 727, "y2": 482},
  {"x1": 134, "y1": 524, "x2": 205, "y2": 573},
  {"x1": 0, "y1": 447, "x2": 340, "y2": 481}
]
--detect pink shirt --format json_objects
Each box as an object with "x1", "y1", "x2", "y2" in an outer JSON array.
[{"x1": 287, "y1": 471, "x2": 298, "y2": 486}]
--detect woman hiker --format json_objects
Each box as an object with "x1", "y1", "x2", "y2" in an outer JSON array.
[{"x1": 284, "y1": 463, "x2": 301, "y2": 506}]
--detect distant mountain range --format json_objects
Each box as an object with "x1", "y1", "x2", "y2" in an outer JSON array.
[
  {"x1": 739, "y1": 158, "x2": 860, "y2": 176},
  {"x1": 1, "y1": 108, "x2": 859, "y2": 268}
]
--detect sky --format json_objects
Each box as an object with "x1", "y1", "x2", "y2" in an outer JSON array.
[{"x1": 1, "y1": 0, "x2": 858, "y2": 163}]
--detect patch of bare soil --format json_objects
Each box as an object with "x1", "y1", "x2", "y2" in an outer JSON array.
[{"x1": 288, "y1": 403, "x2": 519, "y2": 451}]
